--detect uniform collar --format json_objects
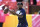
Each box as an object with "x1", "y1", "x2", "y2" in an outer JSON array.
[{"x1": 19, "y1": 8, "x2": 22, "y2": 10}]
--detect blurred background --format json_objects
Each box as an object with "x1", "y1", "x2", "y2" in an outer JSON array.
[
  {"x1": 0, "y1": 0, "x2": 40, "y2": 14},
  {"x1": 0, "y1": 0, "x2": 40, "y2": 27}
]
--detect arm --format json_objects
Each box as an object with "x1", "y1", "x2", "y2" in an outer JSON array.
[
  {"x1": 9, "y1": 10, "x2": 23, "y2": 18},
  {"x1": 9, "y1": 10, "x2": 16, "y2": 15},
  {"x1": 17, "y1": 14, "x2": 23, "y2": 18},
  {"x1": 9, "y1": 10, "x2": 25, "y2": 18}
]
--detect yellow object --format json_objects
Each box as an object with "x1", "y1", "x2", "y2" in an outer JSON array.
[
  {"x1": 3, "y1": 14, "x2": 32, "y2": 27},
  {"x1": 26, "y1": 14, "x2": 32, "y2": 27}
]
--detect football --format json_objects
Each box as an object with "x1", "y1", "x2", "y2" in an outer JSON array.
[{"x1": 4, "y1": 6, "x2": 9, "y2": 14}]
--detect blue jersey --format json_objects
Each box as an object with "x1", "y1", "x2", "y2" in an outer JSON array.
[{"x1": 18, "y1": 8, "x2": 28, "y2": 25}]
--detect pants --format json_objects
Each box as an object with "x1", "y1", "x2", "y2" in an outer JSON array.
[
  {"x1": 17, "y1": 23, "x2": 28, "y2": 27},
  {"x1": 0, "y1": 23, "x2": 3, "y2": 27}
]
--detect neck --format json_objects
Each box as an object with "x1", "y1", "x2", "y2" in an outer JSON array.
[{"x1": 19, "y1": 8, "x2": 22, "y2": 10}]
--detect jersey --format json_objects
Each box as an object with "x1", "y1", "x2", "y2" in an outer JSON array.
[{"x1": 18, "y1": 8, "x2": 28, "y2": 25}]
